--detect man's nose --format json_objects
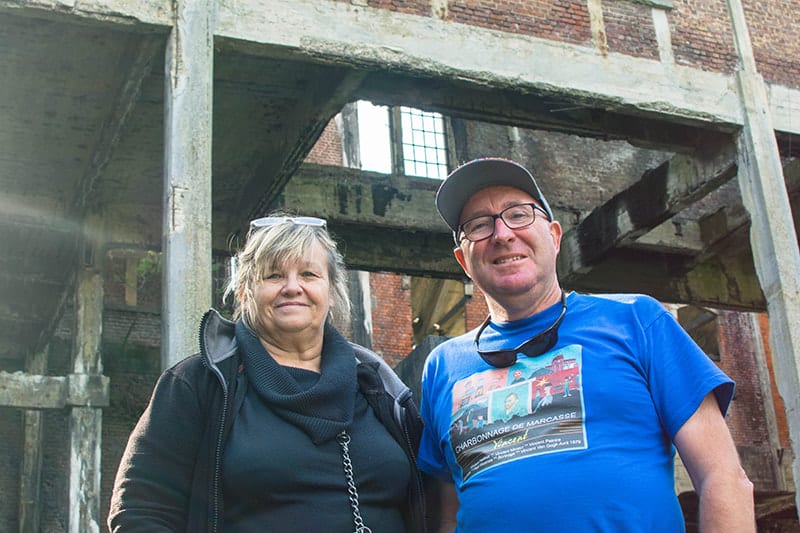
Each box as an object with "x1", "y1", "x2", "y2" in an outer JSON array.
[{"x1": 492, "y1": 216, "x2": 515, "y2": 240}]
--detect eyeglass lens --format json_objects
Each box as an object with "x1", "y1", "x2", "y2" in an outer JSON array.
[
  {"x1": 475, "y1": 291, "x2": 567, "y2": 368},
  {"x1": 459, "y1": 203, "x2": 544, "y2": 242}
]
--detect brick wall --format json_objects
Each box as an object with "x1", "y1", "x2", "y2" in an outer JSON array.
[
  {"x1": 716, "y1": 311, "x2": 767, "y2": 447},
  {"x1": 369, "y1": 272, "x2": 414, "y2": 367},
  {"x1": 447, "y1": 0, "x2": 591, "y2": 45},
  {"x1": 337, "y1": 0, "x2": 799, "y2": 88},
  {"x1": 742, "y1": 0, "x2": 800, "y2": 86},
  {"x1": 464, "y1": 284, "x2": 489, "y2": 331},
  {"x1": 304, "y1": 118, "x2": 344, "y2": 165},
  {"x1": 358, "y1": 0, "x2": 429, "y2": 16},
  {"x1": 758, "y1": 313, "x2": 792, "y2": 449},
  {"x1": 669, "y1": 0, "x2": 738, "y2": 74},
  {"x1": 603, "y1": 0, "x2": 659, "y2": 59}
]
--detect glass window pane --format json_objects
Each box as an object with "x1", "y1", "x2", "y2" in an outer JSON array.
[
  {"x1": 399, "y1": 106, "x2": 448, "y2": 179},
  {"x1": 357, "y1": 101, "x2": 392, "y2": 174}
]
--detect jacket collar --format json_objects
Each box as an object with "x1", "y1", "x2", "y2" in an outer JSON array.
[{"x1": 199, "y1": 308, "x2": 238, "y2": 365}]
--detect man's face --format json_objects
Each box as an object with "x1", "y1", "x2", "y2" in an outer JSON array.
[
  {"x1": 454, "y1": 185, "x2": 562, "y2": 318},
  {"x1": 505, "y1": 394, "x2": 518, "y2": 410}
]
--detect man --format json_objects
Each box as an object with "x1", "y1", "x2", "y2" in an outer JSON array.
[{"x1": 417, "y1": 158, "x2": 754, "y2": 532}]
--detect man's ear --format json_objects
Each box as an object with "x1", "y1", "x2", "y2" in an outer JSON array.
[
  {"x1": 549, "y1": 220, "x2": 563, "y2": 255},
  {"x1": 454, "y1": 246, "x2": 471, "y2": 278}
]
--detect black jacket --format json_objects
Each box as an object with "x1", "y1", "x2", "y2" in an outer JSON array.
[{"x1": 108, "y1": 309, "x2": 427, "y2": 532}]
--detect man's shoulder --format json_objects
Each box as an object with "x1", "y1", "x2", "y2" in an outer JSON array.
[
  {"x1": 573, "y1": 291, "x2": 663, "y2": 312},
  {"x1": 427, "y1": 330, "x2": 476, "y2": 360}
]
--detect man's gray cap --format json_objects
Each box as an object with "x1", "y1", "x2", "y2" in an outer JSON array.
[{"x1": 435, "y1": 157, "x2": 554, "y2": 232}]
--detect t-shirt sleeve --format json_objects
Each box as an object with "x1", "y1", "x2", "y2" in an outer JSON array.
[
  {"x1": 417, "y1": 351, "x2": 453, "y2": 481},
  {"x1": 642, "y1": 301, "x2": 735, "y2": 439}
]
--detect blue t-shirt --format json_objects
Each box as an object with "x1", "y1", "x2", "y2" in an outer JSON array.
[{"x1": 418, "y1": 292, "x2": 734, "y2": 532}]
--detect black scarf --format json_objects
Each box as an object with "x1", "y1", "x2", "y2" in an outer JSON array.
[{"x1": 235, "y1": 320, "x2": 357, "y2": 444}]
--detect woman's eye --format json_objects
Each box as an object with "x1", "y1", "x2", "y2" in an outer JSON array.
[
  {"x1": 264, "y1": 273, "x2": 282, "y2": 280},
  {"x1": 301, "y1": 271, "x2": 319, "y2": 278}
]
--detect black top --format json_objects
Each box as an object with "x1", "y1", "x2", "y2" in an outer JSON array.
[
  {"x1": 108, "y1": 309, "x2": 427, "y2": 533},
  {"x1": 223, "y1": 366, "x2": 409, "y2": 532}
]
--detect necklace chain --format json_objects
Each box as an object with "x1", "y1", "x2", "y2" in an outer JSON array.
[{"x1": 338, "y1": 431, "x2": 372, "y2": 533}]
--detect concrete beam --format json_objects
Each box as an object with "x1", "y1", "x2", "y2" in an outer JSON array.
[
  {"x1": 0, "y1": 0, "x2": 172, "y2": 27},
  {"x1": 73, "y1": 34, "x2": 161, "y2": 214},
  {"x1": 0, "y1": 372, "x2": 110, "y2": 409},
  {"x1": 330, "y1": 224, "x2": 461, "y2": 278},
  {"x1": 241, "y1": 70, "x2": 368, "y2": 221},
  {"x1": 5, "y1": 0, "x2": 799, "y2": 136},
  {"x1": 558, "y1": 143, "x2": 738, "y2": 281},
  {"x1": 355, "y1": 74, "x2": 735, "y2": 154},
  {"x1": 563, "y1": 245, "x2": 764, "y2": 311},
  {"x1": 214, "y1": 0, "x2": 800, "y2": 136},
  {"x1": 279, "y1": 163, "x2": 768, "y2": 308},
  {"x1": 279, "y1": 163, "x2": 447, "y2": 233}
]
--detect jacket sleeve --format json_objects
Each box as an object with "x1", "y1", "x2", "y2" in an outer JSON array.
[{"x1": 108, "y1": 364, "x2": 207, "y2": 532}]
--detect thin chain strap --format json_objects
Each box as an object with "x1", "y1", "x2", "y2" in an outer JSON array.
[{"x1": 337, "y1": 431, "x2": 372, "y2": 533}]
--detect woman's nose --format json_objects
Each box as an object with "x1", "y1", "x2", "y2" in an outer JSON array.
[{"x1": 281, "y1": 273, "x2": 302, "y2": 292}]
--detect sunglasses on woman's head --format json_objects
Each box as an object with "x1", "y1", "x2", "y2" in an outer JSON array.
[
  {"x1": 249, "y1": 216, "x2": 327, "y2": 230},
  {"x1": 474, "y1": 291, "x2": 567, "y2": 368}
]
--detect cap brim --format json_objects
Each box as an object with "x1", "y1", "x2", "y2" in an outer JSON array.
[{"x1": 435, "y1": 158, "x2": 552, "y2": 232}]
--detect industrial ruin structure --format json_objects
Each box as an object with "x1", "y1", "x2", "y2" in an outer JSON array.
[{"x1": 1, "y1": 0, "x2": 799, "y2": 530}]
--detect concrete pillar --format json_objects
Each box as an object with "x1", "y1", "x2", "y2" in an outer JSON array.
[
  {"x1": 750, "y1": 313, "x2": 789, "y2": 491},
  {"x1": 348, "y1": 271, "x2": 373, "y2": 349},
  {"x1": 68, "y1": 268, "x2": 104, "y2": 533},
  {"x1": 162, "y1": 0, "x2": 215, "y2": 368},
  {"x1": 19, "y1": 347, "x2": 47, "y2": 533},
  {"x1": 726, "y1": 0, "x2": 800, "y2": 513}
]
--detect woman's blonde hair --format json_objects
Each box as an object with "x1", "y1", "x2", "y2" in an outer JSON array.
[{"x1": 224, "y1": 215, "x2": 350, "y2": 330}]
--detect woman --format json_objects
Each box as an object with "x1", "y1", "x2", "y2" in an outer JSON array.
[{"x1": 108, "y1": 214, "x2": 426, "y2": 532}]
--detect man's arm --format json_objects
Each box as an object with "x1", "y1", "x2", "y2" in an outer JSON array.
[
  {"x1": 673, "y1": 392, "x2": 755, "y2": 532},
  {"x1": 434, "y1": 479, "x2": 459, "y2": 533}
]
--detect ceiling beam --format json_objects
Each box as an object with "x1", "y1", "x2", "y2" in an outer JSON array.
[
  {"x1": 558, "y1": 142, "x2": 738, "y2": 282},
  {"x1": 357, "y1": 74, "x2": 735, "y2": 154}
]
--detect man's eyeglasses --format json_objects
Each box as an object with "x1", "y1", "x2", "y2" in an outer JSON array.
[
  {"x1": 250, "y1": 216, "x2": 327, "y2": 231},
  {"x1": 458, "y1": 203, "x2": 550, "y2": 243},
  {"x1": 474, "y1": 291, "x2": 567, "y2": 368}
]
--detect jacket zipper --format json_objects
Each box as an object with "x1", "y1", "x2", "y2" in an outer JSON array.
[{"x1": 199, "y1": 311, "x2": 230, "y2": 533}]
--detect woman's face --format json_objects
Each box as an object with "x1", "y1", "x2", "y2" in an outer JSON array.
[{"x1": 251, "y1": 241, "x2": 332, "y2": 341}]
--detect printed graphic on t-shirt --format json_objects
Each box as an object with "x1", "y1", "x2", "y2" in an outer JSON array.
[{"x1": 449, "y1": 344, "x2": 586, "y2": 481}]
